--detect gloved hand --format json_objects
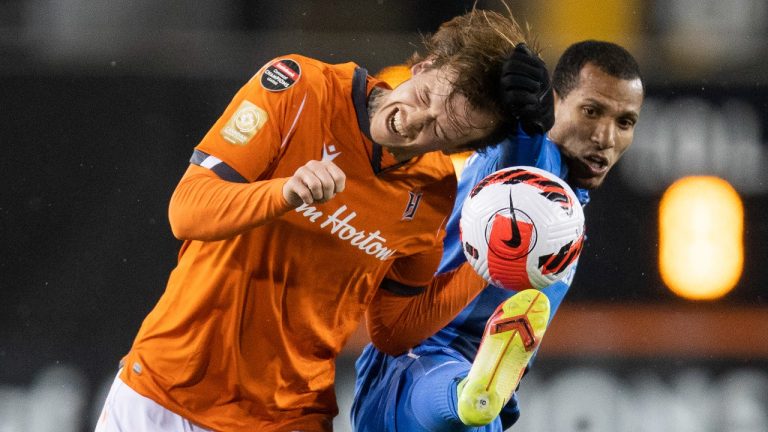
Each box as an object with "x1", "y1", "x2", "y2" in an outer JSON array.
[{"x1": 500, "y1": 43, "x2": 555, "y2": 135}]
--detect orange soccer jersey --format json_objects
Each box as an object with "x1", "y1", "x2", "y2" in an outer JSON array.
[{"x1": 120, "y1": 55, "x2": 459, "y2": 431}]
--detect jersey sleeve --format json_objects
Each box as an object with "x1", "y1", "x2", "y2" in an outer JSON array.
[
  {"x1": 385, "y1": 240, "x2": 444, "y2": 288},
  {"x1": 437, "y1": 143, "x2": 504, "y2": 273},
  {"x1": 366, "y1": 262, "x2": 488, "y2": 355},
  {"x1": 168, "y1": 164, "x2": 292, "y2": 241},
  {"x1": 168, "y1": 56, "x2": 320, "y2": 240},
  {"x1": 194, "y1": 55, "x2": 315, "y2": 182},
  {"x1": 366, "y1": 143, "x2": 509, "y2": 354}
]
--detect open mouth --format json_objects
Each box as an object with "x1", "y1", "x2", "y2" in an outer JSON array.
[
  {"x1": 388, "y1": 108, "x2": 407, "y2": 138},
  {"x1": 583, "y1": 154, "x2": 609, "y2": 174}
]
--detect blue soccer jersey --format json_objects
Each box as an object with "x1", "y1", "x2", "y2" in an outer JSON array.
[
  {"x1": 429, "y1": 132, "x2": 589, "y2": 363},
  {"x1": 352, "y1": 132, "x2": 589, "y2": 432}
]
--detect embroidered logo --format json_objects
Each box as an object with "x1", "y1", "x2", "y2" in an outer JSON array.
[
  {"x1": 322, "y1": 143, "x2": 341, "y2": 162},
  {"x1": 220, "y1": 100, "x2": 268, "y2": 146},
  {"x1": 260, "y1": 58, "x2": 301, "y2": 92},
  {"x1": 402, "y1": 191, "x2": 423, "y2": 220}
]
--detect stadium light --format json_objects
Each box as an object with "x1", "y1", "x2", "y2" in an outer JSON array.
[{"x1": 659, "y1": 176, "x2": 743, "y2": 300}]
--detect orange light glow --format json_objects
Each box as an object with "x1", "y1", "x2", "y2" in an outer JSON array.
[
  {"x1": 450, "y1": 152, "x2": 473, "y2": 179},
  {"x1": 659, "y1": 176, "x2": 743, "y2": 300},
  {"x1": 375, "y1": 65, "x2": 411, "y2": 88}
]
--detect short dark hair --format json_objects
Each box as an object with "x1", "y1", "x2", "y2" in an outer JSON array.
[{"x1": 552, "y1": 40, "x2": 644, "y2": 99}]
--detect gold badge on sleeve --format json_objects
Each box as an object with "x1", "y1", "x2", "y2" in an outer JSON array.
[{"x1": 220, "y1": 100, "x2": 268, "y2": 146}]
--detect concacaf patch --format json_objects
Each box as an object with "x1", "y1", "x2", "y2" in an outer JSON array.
[
  {"x1": 260, "y1": 59, "x2": 301, "y2": 92},
  {"x1": 220, "y1": 100, "x2": 268, "y2": 146}
]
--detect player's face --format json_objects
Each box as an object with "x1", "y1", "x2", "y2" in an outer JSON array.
[
  {"x1": 549, "y1": 63, "x2": 644, "y2": 190},
  {"x1": 369, "y1": 62, "x2": 498, "y2": 162}
]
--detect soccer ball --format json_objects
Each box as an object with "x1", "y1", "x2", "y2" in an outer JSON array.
[{"x1": 460, "y1": 166, "x2": 585, "y2": 291}]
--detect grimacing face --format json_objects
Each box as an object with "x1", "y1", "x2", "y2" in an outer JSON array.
[
  {"x1": 548, "y1": 63, "x2": 644, "y2": 190},
  {"x1": 369, "y1": 62, "x2": 498, "y2": 162}
]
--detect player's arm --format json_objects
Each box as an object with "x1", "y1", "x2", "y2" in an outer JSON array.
[
  {"x1": 364, "y1": 144, "x2": 505, "y2": 354},
  {"x1": 367, "y1": 259, "x2": 487, "y2": 356},
  {"x1": 168, "y1": 55, "x2": 345, "y2": 241},
  {"x1": 169, "y1": 160, "x2": 344, "y2": 241},
  {"x1": 168, "y1": 165, "x2": 289, "y2": 241}
]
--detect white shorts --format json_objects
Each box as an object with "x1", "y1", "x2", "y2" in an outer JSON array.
[{"x1": 94, "y1": 371, "x2": 212, "y2": 432}]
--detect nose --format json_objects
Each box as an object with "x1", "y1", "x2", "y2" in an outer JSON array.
[
  {"x1": 405, "y1": 109, "x2": 435, "y2": 135},
  {"x1": 591, "y1": 119, "x2": 616, "y2": 150}
]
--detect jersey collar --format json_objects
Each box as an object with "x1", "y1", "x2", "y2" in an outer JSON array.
[{"x1": 352, "y1": 67, "x2": 410, "y2": 175}]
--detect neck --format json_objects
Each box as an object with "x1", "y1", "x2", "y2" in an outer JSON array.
[{"x1": 367, "y1": 87, "x2": 387, "y2": 122}]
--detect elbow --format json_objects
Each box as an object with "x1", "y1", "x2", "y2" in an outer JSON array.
[
  {"x1": 167, "y1": 195, "x2": 232, "y2": 242},
  {"x1": 370, "y1": 340, "x2": 405, "y2": 357},
  {"x1": 168, "y1": 186, "x2": 208, "y2": 240},
  {"x1": 368, "y1": 329, "x2": 412, "y2": 356},
  {"x1": 168, "y1": 216, "x2": 225, "y2": 242},
  {"x1": 169, "y1": 218, "x2": 191, "y2": 240},
  {"x1": 166, "y1": 166, "x2": 231, "y2": 241},
  {"x1": 168, "y1": 174, "x2": 198, "y2": 240},
  {"x1": 168, "y1": 200, "x2": 219, "y2": 241},
  {"x1": 168, "y1": 202, "x2": 193, "y2": 240}
]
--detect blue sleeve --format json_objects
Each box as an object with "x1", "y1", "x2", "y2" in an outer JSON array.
[
  {"x1": 436, "y1": 130, "x2": 589, "y2": 273},
  {"x1": 437, "y1": 132, "x2": 548, "y2": 274},
  {"x1": 437, "y1": 142, "x2": 505, "y2": 273}
]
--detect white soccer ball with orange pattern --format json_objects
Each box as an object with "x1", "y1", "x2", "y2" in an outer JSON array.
[{"x1": 460, "y1": 166, "x2": 585, "y2": 290}]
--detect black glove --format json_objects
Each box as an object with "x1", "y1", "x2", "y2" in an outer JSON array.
[{"x1": 500, "y1": 43, "x2": 555, "y2": 135}]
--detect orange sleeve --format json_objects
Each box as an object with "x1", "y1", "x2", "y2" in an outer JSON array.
[
  {"x1": 168, "y1": 164, "x2": 293, "y2": 241},
  {"x1": 194, "y1": 55, "x2": 319, "y2": 183},
  {"x1": 385, "y1": 246, "x2": 443, "y2": 287},
  {"x1": 366, "y1": 262, "x2": 488, "y2": 355}
]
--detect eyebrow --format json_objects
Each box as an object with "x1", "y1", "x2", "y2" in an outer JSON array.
[
  {"x1": 434, "y1": 121, "x2": 445, "y2": 140},
  {"x1": 419, "y1": 86, "x2": 431, "y2": 105},
  {"x1": 584, "y1": 97, "x2": 639, "y2": 121}
]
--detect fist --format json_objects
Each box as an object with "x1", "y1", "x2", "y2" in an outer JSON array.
[{"x1": 283, "y1": 160, "x2": 346, "y2": 207}]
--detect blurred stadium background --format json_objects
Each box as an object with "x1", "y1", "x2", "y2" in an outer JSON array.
[{"x1": 2, "y1": 0, "x2": 767, "y2": 431}]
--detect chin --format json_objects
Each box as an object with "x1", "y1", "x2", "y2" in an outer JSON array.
[
  {"x1": 582, "y1": 177, "x2": 604, "y2": 190},
  {"x1": 369, "y1": 128, "x2": 391, "y2": 147}
]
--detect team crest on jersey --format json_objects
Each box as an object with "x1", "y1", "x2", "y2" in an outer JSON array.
[
  {"x1": 401, "y1": 191, "x2": 423, "y2": 220},
  {"x1": 260, "y1": 59, "x2": 301, "y2": 92},
  {"x1": 220, "y1": 100, "x2": 268, "y2": 145}
]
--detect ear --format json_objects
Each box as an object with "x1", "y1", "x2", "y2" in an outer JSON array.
[
  {"x1": 552, "y1": 88, "x2": 563, "y2": 114},
  {"x1": 410, "y1": 59, "x2": 434, "y2": 76}
]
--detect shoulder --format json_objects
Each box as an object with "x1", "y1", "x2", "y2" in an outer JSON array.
[
  {"x1": 249, "y1": 54, "x2": 358, "y2": 90},
  {"x1": 250, "y1": 55, "x2": 325, "y2": 92}
]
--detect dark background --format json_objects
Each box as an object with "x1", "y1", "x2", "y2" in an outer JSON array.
[{"x1": 2, "y1": 1, "x2": 767, "y2": 431}]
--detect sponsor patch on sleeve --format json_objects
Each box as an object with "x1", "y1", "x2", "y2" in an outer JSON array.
[
  {"x1": 220, "y1": 100, "x2": 268, "y2": 146},
  {"x1": 260, "y1": 58, "x2": 301, "y2": 92}
]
